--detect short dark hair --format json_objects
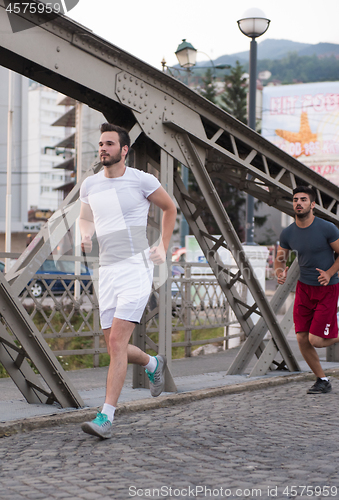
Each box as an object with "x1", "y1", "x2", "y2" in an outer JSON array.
[
  {"x1": 100, "y1": 123, "x2": 130, "y2": 150},
  {"x1": 293, "y1": 186, "x2": 316, "y2": 203}
]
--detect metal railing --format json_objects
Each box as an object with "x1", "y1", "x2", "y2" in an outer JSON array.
[
  {"x1": 145, "y1": 263, "x2": 245, "y2": 357},
  {"x1": 2, "y1": 258, "x2": 245, "y2": 366}
]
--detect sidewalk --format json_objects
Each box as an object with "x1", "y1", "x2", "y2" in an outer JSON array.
[{"x1": 1, "y1": 330, "x2": 339, "y2": 437}]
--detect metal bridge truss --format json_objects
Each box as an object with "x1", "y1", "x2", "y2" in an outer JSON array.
[{"x1": 0, "y1": 2, "x2": 339, "y2": 403}]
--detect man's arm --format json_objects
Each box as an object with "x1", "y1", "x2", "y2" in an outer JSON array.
[
  {"x1": 79, "y1": 201, "x2": 95, "y2": 253},
  {"x1": 147, "y1": 186, "x2": 177, "y2": 265},
  {"x1": 274, "y1": 245, "x2": 290, "y2": 285},
  {"x1": 316, "y1": 238, "x2": 339, "y2": 286}
]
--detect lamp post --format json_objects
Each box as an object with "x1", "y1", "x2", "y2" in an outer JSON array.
[
  {"x1": 163, "y1": 41, "x2": 230, "y2": 249},
  {"x1": 237, "y1": 8, "x2": 270, "y2": 244}
]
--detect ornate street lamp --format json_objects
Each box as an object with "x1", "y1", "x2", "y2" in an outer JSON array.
[
  {"x1": 175, "y1": 39, "x2": 197, "y2": 69},
  {"x1": 237, "y1": 8, "x2": 270, "y2": 244}
]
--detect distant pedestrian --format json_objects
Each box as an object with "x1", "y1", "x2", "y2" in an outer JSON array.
[
  {"x1": 274, "y1": 186, "x2": 339, "y2": 394},
  {"x1": 79, "y1": 123, "x2": 177, "y2": 438}
]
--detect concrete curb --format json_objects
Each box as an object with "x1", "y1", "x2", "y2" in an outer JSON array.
[{"x1": 1, "y1": 368, "x2": 339, "y2": 438}]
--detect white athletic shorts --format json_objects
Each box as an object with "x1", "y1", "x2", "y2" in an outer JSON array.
[{"x1": 99, "y1": 257, "x2": 153, "y2": 329}]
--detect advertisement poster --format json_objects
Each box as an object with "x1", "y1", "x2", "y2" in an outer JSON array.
[{"x1": 262, "y1": 82, "x2": 339, "y2": 185}]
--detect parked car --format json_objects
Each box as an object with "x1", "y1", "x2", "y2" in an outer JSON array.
[
  {"x1": 0, "y1": 261, "x2": 4, "y2": 273},
  {"x1": 28, "y1": 259, "x2": 93, "y2": 298}
]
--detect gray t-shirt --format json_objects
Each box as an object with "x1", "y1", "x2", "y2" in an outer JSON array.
[{"x1": 280, "y1": 216, "x2": 339, "y2": 286}]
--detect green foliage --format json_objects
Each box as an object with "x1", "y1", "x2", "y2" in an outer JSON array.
[
  {"x1": 199, "y1": 68, "x2": 217, "y2": 103},
  {"x1": 257, "y1": 53, "x2": 339, "y2": 84},
  {"x1": 220, "y1": 61, "x2": 247, "y2": 123}
]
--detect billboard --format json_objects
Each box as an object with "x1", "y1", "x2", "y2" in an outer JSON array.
[{"x1": 262, "y1": 82, "x2": 339, "y2": 185}]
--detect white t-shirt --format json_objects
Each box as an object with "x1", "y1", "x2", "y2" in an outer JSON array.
[{"x1": 80, "y1": 167, "x2": 161, "y2": 266}]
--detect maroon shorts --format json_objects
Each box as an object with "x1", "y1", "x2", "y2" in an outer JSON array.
[{"x1": 294, "y1": 281, "x2": 339, "y2": 339}]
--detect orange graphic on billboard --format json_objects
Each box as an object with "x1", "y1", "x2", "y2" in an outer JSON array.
[{"x1": 275, "y1": 112, "x2": 318, "y2": 158}]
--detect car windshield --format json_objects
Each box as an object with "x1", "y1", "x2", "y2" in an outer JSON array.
[
  {"x1": 60, "y1": 261, "x2": 88, "y2": 274},
  {"x1": 40, "y1": 260, "x2": 89, "y2": 274}
]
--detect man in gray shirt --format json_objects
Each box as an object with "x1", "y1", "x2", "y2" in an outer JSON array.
[{"x1": 275, "y1": 186, "x2": 339, "y2": 394}]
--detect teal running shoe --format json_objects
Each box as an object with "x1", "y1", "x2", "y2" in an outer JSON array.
[
  {"x1": 145, "y1": 355, "x2": 167, "y2": 397},
  {"x1": 81, "y1": 412, "x2": 112, "y2": 439}
]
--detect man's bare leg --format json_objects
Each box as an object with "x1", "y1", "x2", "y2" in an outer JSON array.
[
  {"x1": 103, "y1": 328, "x2": 150, "y2": 366},
  {"x1": 297, "y1": 332, "x2": 326, "y2": 378},
  {"x1": 309, "y1": 333, "x2": 339, "y2": 348},
  {"x1": 103, "y1": 318, "x2": 150, "y2": 407}
]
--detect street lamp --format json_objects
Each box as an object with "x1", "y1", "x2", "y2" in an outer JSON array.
[
  {"x1": 163, "y1": 41, "x2": 230, "y2": 249},
  {"x1": 237, "y1": 8, "x2": 270, "y2": 244},
  {"x1": 175, "y1": 39, "x2": 197, "y2": 69}
]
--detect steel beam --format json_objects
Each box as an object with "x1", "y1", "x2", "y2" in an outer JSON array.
[
  {"x1": 173, "y1": 133, "x2": 299, "y2": 373},
  {"x1": 0, "y1": 2, "x2": 338, "y2": 395},
  {"x1": 0, "y1": 271, "x2": 84, "y2": 407}
]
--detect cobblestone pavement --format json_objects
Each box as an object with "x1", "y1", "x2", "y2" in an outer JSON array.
[{"x1": 0, "y1": 380, "x2": 338, "y2": 500}]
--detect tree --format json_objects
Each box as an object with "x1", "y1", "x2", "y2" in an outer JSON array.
[
  {"x1": 199, "y1": 68, "x2": 217, "y2": 104},
  {"x1": 220, "y1": 60, "x2": 247, "y2": 124}
]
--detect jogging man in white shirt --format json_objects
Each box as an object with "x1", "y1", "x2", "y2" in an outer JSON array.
[{"x1": 79, "y1": 123, "x2": 177, "y2": 438}]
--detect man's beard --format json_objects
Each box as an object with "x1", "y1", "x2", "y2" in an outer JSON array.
[
  {"x1": 295, "y1": 205, "x2": 312, "y2": 219},
  {"x1": 101, "y1": 150, "x2": 122, "y2": 166}
]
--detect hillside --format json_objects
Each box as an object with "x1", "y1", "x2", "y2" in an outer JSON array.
[{"x1": 197, "y1": 39, "x2": 339, "y2": 67}]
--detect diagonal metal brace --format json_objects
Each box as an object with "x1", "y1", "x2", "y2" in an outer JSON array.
[{"x1": 0, "y1": 272, "x2": 84, "y2": 408}]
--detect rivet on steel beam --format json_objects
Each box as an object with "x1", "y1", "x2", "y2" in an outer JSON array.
[
  {"x1": 164, "y1": 107, "x2": 167, "y2": 111},
  {"x1": 133, "y1": 102, "x2": 137, "y2": 107},
  {"x1": 56, "y1": 47, "x2": 60, "y2": 52},
  {"x1": 144, "y1": 102, "x2": 147, "y2": 106},
  {"x1": 139, "y1": 106, "x2": 142, "y2": 110},
  {"x1": 150, "y1": 109, "x2": 153, "y2": 114},
  {"x1": 145, "y1": 91, "x2": 148, "y2": 96},
  {"x1": 130, "y1": 76, "x2": 133, "y2": 82},
  {"x1": 171, "y1": 148, "x2": 174, "y2": 152},
  {"x1": 55, "y1": 64, "x2": 59, "y2": 69},
  {"x1": 164, "y1": 143, "x2": 167, "y2": 147},
  {"x1": 164, "y1": 95, "x2": 167, "y2": 100},
  {"x1": 128, "y1": 99, "x2": 131, "y2": 104},
  {"x1": 141, "y1": 83, "x2": 144, "y2": 88},
  {"x1": 128, "y1": 88, "x2": 132, "y2": 93},
  {"x1": 154, "y1": 104, "x2": 157, "y2": 108},
  {"x1": 117, "y1": 88, "x2": 121, "y2": 93}
]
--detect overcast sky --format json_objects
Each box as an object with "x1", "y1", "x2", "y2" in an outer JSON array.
[{"x1": 66, "y1": 0, "x2": 339, "y2": 70}]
